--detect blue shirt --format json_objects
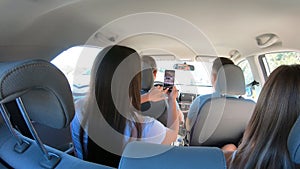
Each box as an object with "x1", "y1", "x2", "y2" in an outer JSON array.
[
  {"x1": 187, "y1": 92, "x2": 220, "y2": 119},
  {"x1": 71, "y1": 98, "x2": 166, "y2": 164},
  {"x1": 187, "y1": 92, "x2": 220, "y2": 130}
]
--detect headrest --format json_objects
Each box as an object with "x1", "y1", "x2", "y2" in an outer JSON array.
[
  {"x1": 288, "y1": 116, "x2": 300, "y2": 164},
  {"x1": 141, "y1": 69, "x2": 154, "y2": 91},
  {"x1": 0, "y1": 59, "x2": 74, "y2": 129},
  {"x1": 215, "y1": 64, "x2": 245, "y2": 95},
  {"x1": 119, "y1": 142, "x2": 226, "y2": 169}
]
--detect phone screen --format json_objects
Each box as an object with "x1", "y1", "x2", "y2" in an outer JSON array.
[{"x1": 163, "y1": 70, "x2": 175, "y2": 90}]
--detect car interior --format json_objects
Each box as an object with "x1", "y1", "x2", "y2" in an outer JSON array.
[{"x1": 0, "y1": 0, "x2": 300, "y2": 168}]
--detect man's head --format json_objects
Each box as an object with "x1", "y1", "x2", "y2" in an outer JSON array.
[
  {"x1": 211, "y1": 57, "x2": 234, "y2": 88},
  {"x1": 141, "y1": 55, "x2": 157, "y2": 79}
]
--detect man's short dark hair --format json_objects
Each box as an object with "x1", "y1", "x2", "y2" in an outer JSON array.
[{"x1": 212, "y1": 57, "x2": 234, "y2": 74}]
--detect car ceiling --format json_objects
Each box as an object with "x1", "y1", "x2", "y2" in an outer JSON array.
[{"x1": 0, "y1": 0, "x2": 300, "y2": 62}]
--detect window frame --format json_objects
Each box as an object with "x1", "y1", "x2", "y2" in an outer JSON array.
[
  {"x1": 237, "y1": 59, "x2": 254, "y2": 86},
  {"x1": 258, "y1": 54, "x2": 269, "y2": 80},
  {"x1": 51, "y1": 45, "x2": 103, "y2": 100},
  {"x1": 258, "y1": 51, "x2": 300, "y2": 79}
]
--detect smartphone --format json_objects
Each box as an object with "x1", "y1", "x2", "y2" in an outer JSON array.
[{"x1": 163, "y1": 70, "x2": 175, "y2": 91}]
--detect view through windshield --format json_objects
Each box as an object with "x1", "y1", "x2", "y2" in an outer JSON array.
[
  {"x1": 155, "y1": 60, "x2": 213, "y2": 95},
  {"x1": 52, "y1": 46, "x2": 214, "y2": 99}
]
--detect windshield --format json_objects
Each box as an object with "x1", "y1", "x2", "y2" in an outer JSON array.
[
  {"x1": 155, "y1": 60, "x2": 213, "y2": 95},
  {"x1": 53, "y1": 47, "x2": 215, "y2": 98}
]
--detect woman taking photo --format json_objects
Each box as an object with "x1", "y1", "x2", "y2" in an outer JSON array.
[{"x1": 71, "y1": 45, "x2": 179, "y2": 167}]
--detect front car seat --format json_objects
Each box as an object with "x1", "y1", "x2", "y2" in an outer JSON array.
[
  {"x1": 119, "y1": 141, "x2": 226, "y2": 169},
  {"x1": 190, "y1": 64, "x2": 256, "y2": 147},
  {"x1": 0, "y1": 59, "x2": 112, "y2": 169},
  {"x1": 140, "y1": 67, "x2": 168, "y2": 126}
]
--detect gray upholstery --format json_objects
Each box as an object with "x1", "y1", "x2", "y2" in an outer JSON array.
[
  {"x1": 0, "y1": 59, "x2": 112, "y2": 168},
  {"x1": 0, "y1": 124, "x2": 112, "y2": 169},
  {"x1": 119, "y1": 141, "x2": 226, "y2": 169},
  {"x1": 190, "y1": 64, "x2": 255, "y2": 146},
  {"x1": 288, "y1": 116, "x2": 300, "y2": 164},
  {"x1": 33, "y1": 122, "x2": 73, "y2": 151},
  {"x1": 141, "y1": 69, "x2": 154, "y2": 91},
  {"x1": 215, "y1": 64, "x2": 245, "y2": 95},
  {"x1": 191, "y1": 98, "x2": 255, "y2": 146},
  {"x1": 141, "y1": 99, "x2": 167, "y2": 120},
  {"x1": 0, "y1": 59, "x2": 74, "y2": 129}
]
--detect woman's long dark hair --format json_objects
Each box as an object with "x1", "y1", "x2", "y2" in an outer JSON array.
[
  {"x1": 230, "y1": 65, "x2": 300, "y2": 169},
  {"x1": 92, "y1": 45, "x2": 142, "y2": 138}
]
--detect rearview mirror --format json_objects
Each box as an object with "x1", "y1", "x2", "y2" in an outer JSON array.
[{"x1": 173, "y1": 63, "x2": 195, "y2": 71}]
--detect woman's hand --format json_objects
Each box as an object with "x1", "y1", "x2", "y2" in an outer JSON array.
[
  {"x1": 149, "y1": 86, "x2": 168, "y2": 102},
  {"x1": 167, "y1": 86, "x2": 178, "y2": 102},
  {"x1": 222, "y1": 144, "x2": 237, "y2": 152},
  {"x1": 141, "y1": 86, "x2": 168, "y2": 103}
]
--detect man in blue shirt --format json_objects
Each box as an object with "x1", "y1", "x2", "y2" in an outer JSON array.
[{"x1": 186, "y1": 57, "x2": 234, "y2": 130}]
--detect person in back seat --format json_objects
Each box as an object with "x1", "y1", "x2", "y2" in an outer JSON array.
[
  {"x1": 225, "y1": 65, "x2": 300, "y2": 169},
  {"x1": 186, "y1": 57, "x2": 234, "y2": 130},
  {"x1": 70, "y1": 45, "x2": 179, "y2": 168}
]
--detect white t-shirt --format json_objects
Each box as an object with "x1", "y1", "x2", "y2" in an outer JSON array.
[
  {"x1": 123, "y1": 112, "x2": 167, "y2": 145},
  {"x1": 73, "y1": 98, "x2": 167, "y2": 156}
]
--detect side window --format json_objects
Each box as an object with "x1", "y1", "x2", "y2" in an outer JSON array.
[
  {"x1": 237, "y1": 59, "x2": 257, "y2": 100},
  {"x1": 238, "y1": 60, "x2": 254, "y2": 85},
  {"x1": 260, "y1": 51, "x2": 300, "y2": 77},
  {"x1": 51, "y1": 46, "x2": 102, "y2": 100}
]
